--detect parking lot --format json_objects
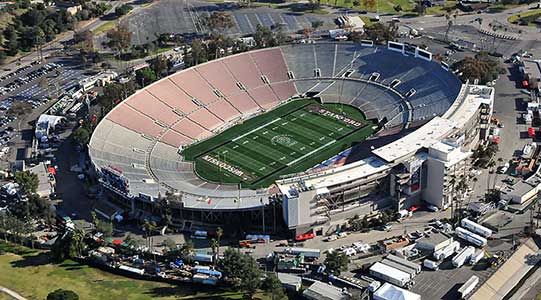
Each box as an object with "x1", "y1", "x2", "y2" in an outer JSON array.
[{"x1": 122, "y1": 0, "x2": 336, "y2": 45}]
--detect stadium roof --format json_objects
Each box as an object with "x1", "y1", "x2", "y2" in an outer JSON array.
[
  {"x1": 276, "y1": 156, "x2": 390, "y2": 194},
  {"x1": 372, "y1": 117, "x2": 457, "y2": 163}
]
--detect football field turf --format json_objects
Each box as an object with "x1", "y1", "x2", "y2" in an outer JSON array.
[{"x1": 181, "y1": 99, "x2": 378, "y2": 189}]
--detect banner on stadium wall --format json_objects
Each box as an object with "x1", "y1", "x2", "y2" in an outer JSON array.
[
  {"x1": 409, "y1": 159, "x2": 422, "y2": 193},
  {"x1": 102, "y1": 166, "x2": 129, "y2": 193},
  {"x1": 360, "y1": 40, "x2": 374, "y2": 47}
]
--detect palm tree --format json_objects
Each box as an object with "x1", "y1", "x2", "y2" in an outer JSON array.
[
  {"x1": 487, "y1": 160, "x2": 496, "y2": 195},
  {"x1": 216, "y1": 227, "x2": 223, "y2": 257},
  {"x1": 180, "y1": 240, "x2": 194, "y2": 257},
  {"x1": 209, "y1": 238, "x2": 219, "y2": 264},
  {"x1": 71, "y1": 228, "x2": 86, "y2": 257},
  {"x1": 142, "y1": 220, "x2": 157, "y2": 251}
]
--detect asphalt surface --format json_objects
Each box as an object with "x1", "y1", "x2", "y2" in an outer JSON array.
[{"x1": 122, "y1": 0, "x2": 337, "y2": 45}]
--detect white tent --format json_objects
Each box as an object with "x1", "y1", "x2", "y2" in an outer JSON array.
[{"x1": 374, "y1": 283, "x2": 421, "y2": 300}]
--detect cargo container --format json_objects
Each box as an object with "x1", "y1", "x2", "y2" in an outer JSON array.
[
  {"x1": 118, "y1": 265, "x2": 144, "y2": 275},
  {"x1": 369, "y1": 262, "x2": 411, "y2": 288},
  {"x1": 458, "y1": 275, "x2": 479, "y2": 298},
  {"x1": 460, "y1": 218, "x2": 492, "y2": 238},
  {"x1": 456, "y1": 227, "x2": 487, "y2": 247},
  {"x1": 452, "y1": 246, "x2": 475, "y2": 268}
]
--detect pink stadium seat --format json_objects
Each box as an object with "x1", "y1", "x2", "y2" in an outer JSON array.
[
  {"x1": 222, "y1": 53, "x2": 263, "y2": 90},
  {"x1": 227, "y1": 92, "x2": 261, "y2": 114},
  {"x1": 107, "y1": 105, "x2": 164, "y2": 138},
  {"x1": 248, "y1": 86, "x2": 280, "y2": 110},
  {"x1": 169, "y1": 69, "x2": 220, "y2": 105},
  {"x1": 251, "y1": 48, "x2": 289, "y2": 83},
  {"x1": 172, "y1": 118, "x2": 212, "y2": 140},
  {"x1": 125, "y1": 90, "x2": 178, "y2": 126},
  {"x1": 160, "y1": 130, "x2": 193, "y2": 148},
  {"x1": 188, "y1": 108, "x2": 223, "y2": 130},
  {"x1": 146, "y1": 79, "x2": 198, "y2": 114},
  {"x1": 270, "y1": 82, "x2": 297, "y2": 101},
  {"x1": 206, "y1": 100, "x2": 240, "y2": 122},
  {"x1": 195, "y1": 62, "x2": 240, "y2": 96}
]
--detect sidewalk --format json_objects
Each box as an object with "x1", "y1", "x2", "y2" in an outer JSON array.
[{"x1": 0, "y1": 286, "x2": 27, "y2": 300}]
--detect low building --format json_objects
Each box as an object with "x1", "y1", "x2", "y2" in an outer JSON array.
[
  {"x1": 303, "y1": 280, "x2": 348, "y2": 300},
  {"x1": 416, "y1": 232, "x2": 453, "y2": 252},
  {"x1": 374, "y1": 283, "x2": 421, "y2": 300},
  {"x1": 502, "y1": 172, "x2": 541, "y2": 204},
  {"x1": 94, "y1": 200, "x2": 124, "y2": 222},
  {"x1": 277, "y1": 272, "x2": 302, "y2": 291}
]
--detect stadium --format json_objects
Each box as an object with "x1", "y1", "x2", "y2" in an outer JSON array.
[{"x1": 89, "y1": 42, "x2": 494, "y2": 236}]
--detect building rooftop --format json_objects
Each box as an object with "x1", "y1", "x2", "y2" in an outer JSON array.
[
  {"x1": 418, "y1": 231, "x2": 453, "y2": 246},
  {"x1": 303, "y1": 280, "x2": 347, "y2": 300},
  {"x1": 523, "y1": 60, "x2": 541, "y2": 80},
  {"x1": 373, "y1": 117, "x2": 457, "y2": 163}
]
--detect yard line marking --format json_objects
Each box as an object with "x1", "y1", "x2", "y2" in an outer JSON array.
[
  {"x1": 232, "y1": 117, "x2": 281, "y2": 142},
  {"x1": 242, "y1": 140, "x2": 249, "y2": 145},
  {"x1": 319, "y1": 137, "x2": 326, "y2": 141},
  {"x1": 287, "y1": 140, "x2": 336, "y2": 166}
]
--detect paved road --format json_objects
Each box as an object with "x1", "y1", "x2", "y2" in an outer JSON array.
[{"x1": 0, "y1": 286, "x2": 27, "y2": 300}]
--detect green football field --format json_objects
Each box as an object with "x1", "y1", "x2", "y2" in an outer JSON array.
[{"x1": 181, "y1": 99, "x2": 378, "y2": 189}]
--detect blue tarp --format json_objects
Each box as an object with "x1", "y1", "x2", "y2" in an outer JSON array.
[{"x1": 194, "y1": 268, "x2": 222, "y2": 277}]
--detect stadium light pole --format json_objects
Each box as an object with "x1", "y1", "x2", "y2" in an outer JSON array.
[{"x1": 260, "y1": 197, "x2": 265, "y2": 234}]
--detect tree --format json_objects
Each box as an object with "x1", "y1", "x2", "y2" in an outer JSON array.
[
  {"x1": 150, "y1": 55, "x2": 169, "y2": 78},
  {"x1": 362, "y1": 0, "x2": 377, "y2": 11},
  {"x1": 262, "y1": 273, "x2": 287, "y2": 300},
  {"x1": 444, "y1": 11, "x2": 457, "y2": 42},
  {"x1": 73, "y1": 127, "x2": 91, "y2": 146},
  {"x1": 115, "y1": 4, "x2": 133, "y2": 16},
  {"x1": 184, "y1": 39, "x2": 208, "y2": 67},
  {"x1": 162, "y1": 237, "x2": 177, "y2": 253},
  {"x1": 311, "y1": 20, "x2": 324, "y2": 32},
  {"x1": 14, "y1": 171, "x2": 39, "y2": 194},
  {"x1": 414, "y1": 2, "x2": 427, "y2": 16},
  {"x1": 452, "y1": 52, "x2": 505, "y2": 84},
  {"x1": 47, "y1": 289, "x2": 79, "y2": 300},
  {"x1": 106, "y1": 24, "x2": 132, "y2": 58},
  {"x1": 219, "y1": 248, "x2": 262, "y2": 296},
  {"x1": 324, "y1": 251, "x2": 349, "y2": 275},
  {"x1": 135, "y1": 67, "x2": 157, "y2": 87},
  {"x1": 216, "y1": 227, "x2": 223, "y2": 258},
  {"x1": 142, "y1": 220, "x2": 157, "y2": 250},
  {"x1": 95, "y1": 220, "x2": 113, "y2": 237},
  {"x1": 204, "y1": 11, "x2": 234, "y2": 33},
  {"x1": 353, "y1": 0, "x2": 360, "y2": 6},
  {"x1": 209, "y1": 238, "x2": 219, "y2": 263},
  {"x1": 362, "y1": 23, "x2": 397, "y2": 44},
  {"x1": 7, "y1": 102, "x2": 32, "y2": 118}
]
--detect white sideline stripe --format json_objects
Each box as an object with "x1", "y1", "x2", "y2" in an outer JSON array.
[
  {"x1": 287, "y1": 140, "x2": 336, "y2": 166},
  {"x1": 232, "y1": 117, "x2": 282, "y2": 142}
]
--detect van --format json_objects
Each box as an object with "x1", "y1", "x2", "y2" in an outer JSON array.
[{"x1": 423, "y1": 259, "x2": 439, "y2": 270}]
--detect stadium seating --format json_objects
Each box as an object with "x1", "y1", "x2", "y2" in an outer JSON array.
[{"x1": 89, "y1": 42, "x2": 463, "y2": 210}]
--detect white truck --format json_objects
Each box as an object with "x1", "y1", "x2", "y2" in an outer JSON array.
[
  {"x1": 423, "y1": 259, "x2": 440, "y2": 271},
  {"x1": 456, "y1": 227, "x2": 488, "y2": 247},
  {"x1": 458, "y1": 275, "x2": 479, "y2": 298},
  {"x1": 460, "y1": 218, "x2": 492, "y2": 238},
  {"x1": 469, "y1": 249, "x2": 484, "y2": 265},
  {"x1": 433, "y1": 241, "x2": 460, "y2": 261},
  {"x1": 452, "y1": 246, "x2": 475, "y2": 268}
]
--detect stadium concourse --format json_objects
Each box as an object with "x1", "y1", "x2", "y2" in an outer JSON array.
[{"x1": 89, "y1": 41, "x2": 486, "y2": 233}]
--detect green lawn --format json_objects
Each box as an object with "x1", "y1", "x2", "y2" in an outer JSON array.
[
  {"x1": 0, "y1": 241, "x2": 265, "y2": 300},
  {"x1": 182, "y1": 99, "x2": 377, "y2": 189},
  {"x1": 508, "y1": 8, "x2": 541, "y2": 26}
]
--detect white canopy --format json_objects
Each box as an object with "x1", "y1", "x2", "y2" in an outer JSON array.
[{"x1": 374, "y1": 283, "x2": 421, "y2": 300}]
